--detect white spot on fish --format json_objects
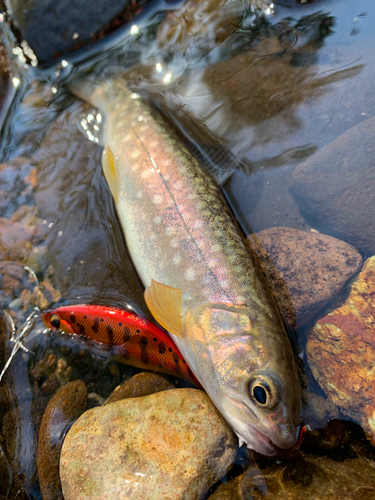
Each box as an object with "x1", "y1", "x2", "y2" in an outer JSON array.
[
  {"x1": 138, "y1": 115, "x2": 144, "y2": 122},
  {"x1": 124, "y1": 133, "x2": 132, "y2": 142},
  {"x1": 193, "y1": 220, "x2": 204, "y2": 229},
  {"x1": 185, "y1": 268, "x2": 195, "y2": 281},
  {"x1": 141, "y1": 169, "x2": 151, "y2": 179},
  {"x1": 170, "y1": 238, "x2": 179, "y2": 248},
  {"x1": 152, "y1": 195, "x2": 162, "y2": 205},
  {"x1": 131, "y1": 150, "x2": 140, "y2": 159},
  {"x1": 221, "y1": 281, "x2": 229, "y2": 289},
  {"x1": 173, "y1": 254, "x2": 181, "y2": 265},
  {"x1": 137, "y1": 191, "x2": 142, "y2": 199},
  {"x1": 173, "y1": 181, "x2": 183, "y2": 190},
  {"x1": 165, "y1": 226, "x2": 174, "y2": 236},
  {"x1": 154, "y1": 216, "x2": 162, "y2": 225},
  {"x1": 212, "y1": 244, "x2": 221, "y2": 252}
]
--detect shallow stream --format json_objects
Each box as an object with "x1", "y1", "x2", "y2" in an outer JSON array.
[{"x1": 1, "y1": 0, "x2": 375, "y2": 498}]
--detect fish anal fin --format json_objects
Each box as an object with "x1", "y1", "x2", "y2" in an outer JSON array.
[
  {"x1": 144, "y1": 279, "x2": 184, "y2": 338},
  {"x1": 102, "y1": 146, "x2": 119, "y2": 203}
]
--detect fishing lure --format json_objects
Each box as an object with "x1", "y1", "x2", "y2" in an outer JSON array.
[{"x1": 41, "y1": 304, "x2": 201, "y2": 387}]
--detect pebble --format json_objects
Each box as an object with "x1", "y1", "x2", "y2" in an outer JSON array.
[
  {"x1": 302, "y1": 392, "x2": 339, "y2": 430},
  {"x1": 60, "y1": 388, "x2": 237, "y2": 500},
  {"x1": 105, "y1": 372, "x2": 176, "y2": 405},
  {"x1": 302, "y1": 420, "x2": 349, "y2": 452},
  {"x1": 307, "y1": 255, "x2": 375, "y2": 440},
  {"x1": 248, "y1": 227, "x2": 362, "y2": 329},
  {"x1": 290, "y1": 115, "x2": 375, "y2": 256},
  {"x1": 37, "y1": 380, "x2": 87, "y2": 500}
]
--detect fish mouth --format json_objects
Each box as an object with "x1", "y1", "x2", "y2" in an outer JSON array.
[
  {"x1": 238, "y1": 427, "x2": 277, "y2": 456},
  {"x1": 238, "y1": 424, "x2": 304, "y2": 457}
]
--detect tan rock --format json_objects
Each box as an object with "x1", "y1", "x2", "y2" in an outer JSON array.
[
  {"x1": 60, "y1": 388, "x2": 237, "y2": 500},
  {"x1": 307, "y1": 256, "x2": 375, "y2": 439},
  {"x1": 248, "y1": 227, "x2": 362, "y2": 329}
]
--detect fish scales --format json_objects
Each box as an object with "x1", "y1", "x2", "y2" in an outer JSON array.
[
  {"x1": 74, "y1": 77, "x2": 302, "y2": 455},
  {"x1": 106, "y1": 85, "x2": 269, "y2": 308}
]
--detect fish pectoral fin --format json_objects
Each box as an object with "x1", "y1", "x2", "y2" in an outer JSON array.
[
  {"x1": 144, "y1": 279, "x2": 184, "y2": 338},
  {"x1": 102, "y1": 146, "x2": 119, "y2": 203}
]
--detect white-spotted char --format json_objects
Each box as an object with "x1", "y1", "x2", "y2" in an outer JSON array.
[{"x1": 73, "y1": 76, "x2": 302, "y2": 455}]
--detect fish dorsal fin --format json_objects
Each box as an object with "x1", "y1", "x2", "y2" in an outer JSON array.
[
  {"x1": 144, "y1": 279, "x2": 183, "y2": 338},
  {"x1": 102, "y1": 146, "x2": 119, "y2": 203}
]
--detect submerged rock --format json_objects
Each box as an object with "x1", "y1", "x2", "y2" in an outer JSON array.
[
  {"x1": 37, "y1": 380, "x2": 87, "y2": 500},
  {"x1": 290, "y1": 116, "x2": 375, "y2": 256},
  {"x1": 6, "y1": 0, "x2": 143, "y2": 64},
  {"x1": 210, "y1": 456, "x2": 375, "y2": 499},
  {"x1": 248, "y1": 227, "x2": 362, "y2": 329},
  {"x1": 302, "y1": 393, "x2": 339, "y2": 431},
  {"x1": 307, "y1": 256, "x2": 375, "y2": 439},
  {"x1": 105, "y1": 372, "x2": 175, "y2": 405},
  {"x1": 60, "y1": 389, "x2": 237, "y2": 500}
]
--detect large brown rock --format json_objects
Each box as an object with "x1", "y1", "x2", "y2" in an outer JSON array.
[
  {"x1": 307, "y1": 256, "x2": 375, "y2": 439},
  {"x1": 248, "y1": 227, "x2": 362, "y2": 329},
  {"x1": 290, "y1": 116, "x2": 375, "y2": 256},
  {"x1": 60, "y1": 389, "x2": 237, "y2": 500}
]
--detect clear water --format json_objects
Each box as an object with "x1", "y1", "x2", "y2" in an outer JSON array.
[{"x1": 0, "y1": 0, "x2": 375, "y2": 497}]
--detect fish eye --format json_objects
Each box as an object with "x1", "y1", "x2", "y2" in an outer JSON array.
[
  {"x1": 248, "y1": 374, "x2": 280, "y2": 410},
  {"x1": 50, "y1": 314, "x2": 61, "y2": 329}
]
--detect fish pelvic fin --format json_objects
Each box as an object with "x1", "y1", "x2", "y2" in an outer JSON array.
[
  {"x1": 144, "y1": 279, "x2": 183, "y2": 338},
  {"x1": 102, "y1": 146, "x2": 119, "y2": 203}
]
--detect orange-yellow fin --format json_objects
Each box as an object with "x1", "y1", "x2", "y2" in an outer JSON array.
[
  {"x1": 144, "y1": 279, "x2": 183, "y2": 337},
  {"x1": 102, "y1": 146, "x2": 119, "y2": 203}
]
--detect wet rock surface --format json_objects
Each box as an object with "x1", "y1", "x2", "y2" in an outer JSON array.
[
  {"x1": 6, "y1": 0, "x2": 147, "y2": 64},
  {"x1": 248, "y1": 227, "x2": 362, "y2": 329},
  {"x1": 307, "y1": 255, "x2": 375, "y2": 438},
  {"x1": 291, "y1": 116, "x2": 375, "y2": 257},
  {"x1": 105, "y1": 372, "x2": 175, "y2": 405},
  {"x1": 60, "y1": 388, "x2": 237, "y2": 500},
  {"x1": 37, "y1": 379, "x2": 87, "y2": 500}
]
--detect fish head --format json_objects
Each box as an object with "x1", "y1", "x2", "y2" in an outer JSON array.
[
  {"x1": 41, "y1": 309, "x2": 75, "y2": 334},
  {"x1": 185, "y1": 304, "x2": 302, "y2": 456}
]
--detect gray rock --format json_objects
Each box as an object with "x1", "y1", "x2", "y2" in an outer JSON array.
[
  {"x1": 290, "y1": 116, "x2": 375, "y2": 257},
  {"x1": 6, "y1": 0, "x2": 132, "y2": 64}
]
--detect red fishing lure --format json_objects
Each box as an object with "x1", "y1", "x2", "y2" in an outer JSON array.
[{"x1": 41, "y1": 304, "x2": 201, "y2": 387}]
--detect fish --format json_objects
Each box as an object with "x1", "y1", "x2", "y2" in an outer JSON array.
[
  {"x1": 72, "y1": 75, "x2": 302, "y2": 455},
  {"x1": 41, "y1": 304, "x2": 201, "y2": 387}
]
